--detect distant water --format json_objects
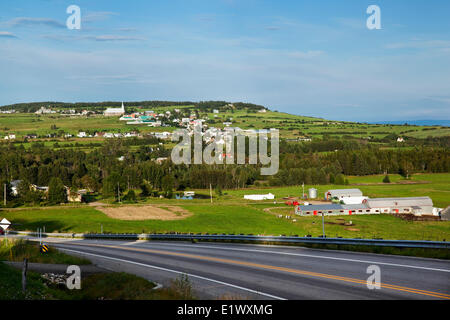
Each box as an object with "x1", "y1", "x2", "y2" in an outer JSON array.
[{"x1": 369, "y1": 120, "x2": 450, "y2": 127}]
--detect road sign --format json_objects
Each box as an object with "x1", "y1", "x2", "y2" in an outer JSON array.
[
  {"x1": 0, "y1": 218, "x2": 11, "y2": 230},
  {"x1": 40, "y1": 244, "x2": 49, "y2": 253}
]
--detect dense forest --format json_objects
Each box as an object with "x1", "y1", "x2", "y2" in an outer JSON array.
[{"x1": 0, "y1": 137, "x2": 448, "y2": 206}]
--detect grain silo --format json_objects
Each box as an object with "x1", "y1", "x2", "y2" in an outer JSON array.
[{"x1": 308, "y1": 188, "x2": 317, "y2": 199}]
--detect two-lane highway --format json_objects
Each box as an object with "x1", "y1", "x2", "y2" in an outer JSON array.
[{"x1": 18, "y1": 236, "x2": 450, "y2": 299}]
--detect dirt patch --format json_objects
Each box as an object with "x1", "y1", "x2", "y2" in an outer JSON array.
[
  {"x1": 97, "y1": 205, "x2": 192, "y2": 221},
  {"x1": 393, "y1": 214, "x2": 441, "y2": 221},
  {"x1": 345, "y1": 227, "x2": 360, "y2": 232}
]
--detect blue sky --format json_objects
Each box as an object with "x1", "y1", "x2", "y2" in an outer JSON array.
[{"x1": 1, "y1": 0, "x2": 449, "y2": 121}]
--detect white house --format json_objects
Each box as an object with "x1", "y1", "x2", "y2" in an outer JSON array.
[
  {"x1": 154, "y1": 132, "x2": 171, "y2": 139},
  {"x1": 77, "y1": 132, "x2": 87, "y2": 138},
  {"x1": 35, "y1": 106, "x2": 56, "y2": 114},
  {"x1": 4, "y1": 134, "x2": 16, "y2": 140},
  {"x1": 148, "y1": 121, "x2": 162, "y2": 127},
  {"x1": 10, "y1": 180, "x2": 22, "y2": 196},
  {"x1": 397, "y1": 137, "x2": 405, "y2": 142}
]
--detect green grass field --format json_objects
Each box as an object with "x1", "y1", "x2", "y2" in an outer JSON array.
[
  {"x1": 3, "y1": 203, "x2": 449, "y2": 241},
  {"x1": 1, "y1": 173, "x2": 449, "y2": 240},
  {"x1": 1, "y1": 109, "x2": 448, "y2": 140},
  {"x1": 216, "y1": 173, "x2": 450, "y2": 208}
]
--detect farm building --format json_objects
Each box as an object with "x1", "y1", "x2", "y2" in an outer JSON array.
[
  {"x1": 295, "y1": 196, "x2": 437, "y2": 216},
  {"x1": 324, "y1": 188, "x2": 363, "y2": 200},
  {"x1": 244, "y1": 193, "x2": 275, "y2": 200},
  {"x1": 363, "y1": 197, "x2": 434, "y2": 215},
  {"x1": 295, "y1": 203, "x2": 375, "y2": 216},
  {"x1": 339, "y1": 196, "x2": 369, "y2": 204}
]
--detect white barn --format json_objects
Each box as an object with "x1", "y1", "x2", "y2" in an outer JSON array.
[
  {"x1": 244, "y1": 193, "x2": 275, "y2": 200},
  {"x1": 324, "y1": 189, "x2": 363, "y2": 200},
  {"x1": 363, "y1": 197, "x2": 434, "y2": 215}
]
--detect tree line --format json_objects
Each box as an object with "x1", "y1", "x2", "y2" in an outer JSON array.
[{"x1": 0, "y1": 138, "x2": 448, "y2": 206}]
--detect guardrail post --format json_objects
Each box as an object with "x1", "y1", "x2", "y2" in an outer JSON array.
[{"x1": 22, "y1": 258, "x2": 28, "y2": 293}]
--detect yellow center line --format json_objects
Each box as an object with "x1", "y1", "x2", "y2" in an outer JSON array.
[{"x1": 60, "y1": 241, "x2": 450, "y2": 299}]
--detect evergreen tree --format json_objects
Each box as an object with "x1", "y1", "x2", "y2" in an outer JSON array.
[
  {"x1": 335, "y1": 174, "x2": 345, "y2": 185},
  {"x1": 48, "y1": 177, "x2": 67, "y2": 204}
]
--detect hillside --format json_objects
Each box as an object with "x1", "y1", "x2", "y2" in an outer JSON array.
[{"x1": 1, "y1": 101, "x2": 449, "y2": 141}]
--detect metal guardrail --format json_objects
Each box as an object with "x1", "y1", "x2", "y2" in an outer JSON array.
[{"x1": 8, "y1": 231, "x2": 449, "y2": 249}]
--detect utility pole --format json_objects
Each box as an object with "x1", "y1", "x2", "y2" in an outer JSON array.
[
  {"x1": 302, "y1": 182, "x2": 305, "y2": 200},
  {"x1": 322, "y1": 212, "x2": 325, "y2": 237},
  {"x1": 22, "y1": 258, "x2": 28, "y2": 293},
  {"x1": 209, "y1": 184, "x2": 213, "y2": 204},
  {"x1": 117, "y1": 182, "x2": 121, "y2": 203}
]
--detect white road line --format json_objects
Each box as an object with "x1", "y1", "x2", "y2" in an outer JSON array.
[
  {"x1": 59, "y1": 248, "x2": 287, "y2": 301},
  {"x1": 132, "y1": 242, "x2": 450, "y2": 273}
]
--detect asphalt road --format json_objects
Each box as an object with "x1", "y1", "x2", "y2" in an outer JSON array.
[{"x1": 15, "y1": 236, "x2": 450, "y2": 300}]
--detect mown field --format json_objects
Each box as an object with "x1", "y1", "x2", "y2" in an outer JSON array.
[{"x1": 2, "y1": 204, "x2": 449, "y2": 241}]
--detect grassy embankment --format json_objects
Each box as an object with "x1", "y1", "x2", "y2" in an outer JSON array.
[
  {"x1": 2, "y1": 204, "x2": 449, "y2": 241},
  {"x1": 0, "y1": 239, "x2": 195, "y2": 300}
]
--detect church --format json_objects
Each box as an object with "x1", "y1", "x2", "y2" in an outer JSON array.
[{"x1": 104, "y1": 102, "x2": 125, "y2": 116}]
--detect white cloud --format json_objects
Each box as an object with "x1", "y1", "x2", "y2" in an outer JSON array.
[
  {"x1": 84, "y1": 35, "x2": 146, "y2": 42},
  {"x1": 41, "y1": 34, "x2": 146, "y2": 42},
  {"x1": 7, "y1": 17, "x2": 65, "y2": 29},
  {"x1": 0, "y1": 31, "x2": 17, "y2": 38},
  {"x1": 83, "y1": 11, "x2": 119, "y2": 23},
  {"x1": 386, "y1": 40, "x2": 450, "y2": 49},
  {"x1": 288, "y1": 50, "x2": 324, "y2": 59}
]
